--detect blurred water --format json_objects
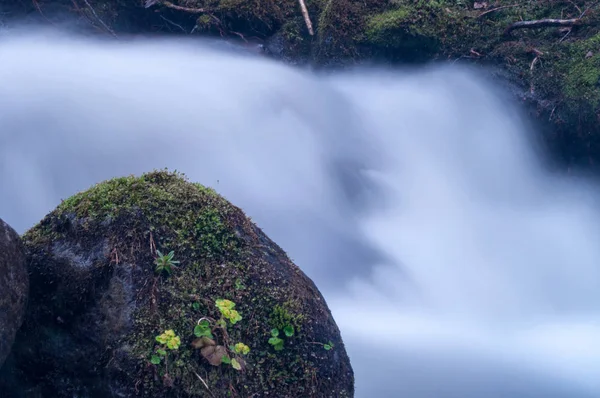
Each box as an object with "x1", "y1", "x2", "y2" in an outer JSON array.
[{"x1": 0, "y1": 31, "x2": 598, "y2": 397}]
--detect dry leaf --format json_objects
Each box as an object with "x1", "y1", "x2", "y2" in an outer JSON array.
[
  {"x1": 474, "y1": 2, "x2": 488, "y2": 9},
  {"x1": 191, "y1": 337, "x2": 215, "y2": 349},
  {"x1": 201, "y1": 345, "x2": 229, "y2": 366}
]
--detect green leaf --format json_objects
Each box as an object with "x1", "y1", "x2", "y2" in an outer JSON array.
[
  {"x1": 270, "y1": 328, "x2": 279, "y2": 337},
  {"x1": 194, "y1": 323, "x2": 214, "y2": 339},
  {"x1": 157, "y1": 349, "x2": 167, "y2": 356},
  {"x1": 221, "y1": 355, "x2": 231, "y2": 364},
  {"x1": 231, "y1": 358, "x2": 242, "y2": 370},
  {"x1": 234, "y1": 342, "x2": 250, "y2": 355},
  {"x1": 192, "y1": 302, "x2": 200, "y2": 310},
  {"x1": 283, "y1": 325, "x2": 294, "y2": 337},
  {"x1": 150, "y1": 355, "x2": 161, "y2": 365},
  {"x1": 274, "y1": 342, "x2": 284, "y2": 351}
]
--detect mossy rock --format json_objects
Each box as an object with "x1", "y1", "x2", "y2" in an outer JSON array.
[
  {"x1": 0, "y1": 170, "x2": 353, "y2": 397},
  {"x1": 0, "y1": 218, "x2": 28, "y2": 369}
]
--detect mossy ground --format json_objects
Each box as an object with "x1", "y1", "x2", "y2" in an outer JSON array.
[
  {"x1": 358, "y1": 1, "x2": 600, "y2": 168},
  {"x1": 11, "y1": 0, "x2": 600, "y2": 131},
  {"x1": 11, "y1": 170, "x2": 352, "y2": 397}
]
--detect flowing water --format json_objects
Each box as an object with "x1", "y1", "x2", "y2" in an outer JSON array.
[{"x1": 0, "y1": 30, "x2": 599, "y2": 397}]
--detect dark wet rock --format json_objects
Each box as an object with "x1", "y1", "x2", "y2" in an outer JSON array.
[
  {"x1": 0, "y1": 170, "x2": 353, "y2": 398},
  {"x1": 0, "y1": 218, "x2": 28, "y2": 369}
]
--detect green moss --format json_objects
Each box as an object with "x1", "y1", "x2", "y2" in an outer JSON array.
[
  {"x1": 269, "y1": 302, "x2": 304, "y2": 331},
  {"x1": 560, "y1": 34, "x2": 600, "y2": 106},
  {"x1": 180, "y1": 0, "x2": 298, "y2": 37},
  {"x1": 366, "y1": 8, "x2": 410, "y2": 34},
  {"x1": 20, "y1": 170, "x2": 351, "y2": 397}
]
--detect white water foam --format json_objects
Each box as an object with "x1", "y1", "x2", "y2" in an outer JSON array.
[{"x1": 0, "y1": 31, "x2": 598, "y2": 397}]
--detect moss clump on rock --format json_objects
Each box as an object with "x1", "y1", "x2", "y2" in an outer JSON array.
[{"x1": 0, "y1": 170, "x2": 353, "y2": 397}]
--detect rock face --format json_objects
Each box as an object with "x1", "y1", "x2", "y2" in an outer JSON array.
[
  {"x1": 0, "y1": 218, "x2": 28, "y2": 369},
  {"x1": 0, "y1": 171, "x2": 353, "y2": 397}
]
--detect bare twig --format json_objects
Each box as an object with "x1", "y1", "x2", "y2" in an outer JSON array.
[
  {"x1": 147, "y1": 0, "x2": 206, "y2": 13},
  {"x1": 559, "y1": 27, "x2": 573, "y2": 42},
  {"x1": 568, "y1": 0, "x2": 582, "y2": 14},
  {"x1": 504, "y1": 18, "x2": 584, "y2": 35},
  {"x1": 159, "y1": 15, "x2": 187, "y2": 33},
  {"x1": 230, "y1": 31, "x2": 248, "y2": 42},
  {"x1": 149, "y1": 232, "x2": 156, "y2": 256},
  {"x1": 549, "y1": 105, "x2": 557, "y2": 121},
  {"x1": 298, "y1": 0, "x2": 314, "y2": 35},
  {"x1": 579, "y1": 1, "x2": 598, "y2": 18},
  {"x1": 81, "y1": 0, "x2": 117, "y2": 38},
  {"x1": 34, "y1": 0, "x2": 59, "y2": 25},
  {"x1": 530, "y1": 56, "x2": 539, "y2": 70},
  {"x1": 531, "y1": 47, "x2": 544, "y2": 56},
  {"x1": 559, "y1": 1, "x2": 598, "y2": 42},
  {"x1": 192, "y1": 370, "x2": 215, "y2": 398},
  {"x1": 478, "y1": 4, "x2": 518, "y2": 18},
  {"x1": 451, "y1": 55, "x2": 479, "y2": 64}
]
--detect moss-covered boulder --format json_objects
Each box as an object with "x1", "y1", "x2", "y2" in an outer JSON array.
[
  {"x1": 0, "y1": 170, "x2": 353, "y2": 397},
  {"x1": 0, "y1": 218, "x2": 28, "y2": 369}
]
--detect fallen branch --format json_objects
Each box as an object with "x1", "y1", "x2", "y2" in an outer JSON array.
[
  {"x1": 298, "y1": 0, "x2": 314, "y2": 35},
  {"x1": 504, "y1": 18, "x2": 584, "y2": 35}
]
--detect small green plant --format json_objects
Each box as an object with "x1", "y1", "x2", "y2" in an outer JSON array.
[
  {"x1": 323, "y1": 341, "x2": 334, "y2": 351},
  {"x1": 192, "y1": 301, "x2": 200, "y2": 310},
  {"x1": 156, "y1": 329, "x2": 181, "y2": 349},
  {"x1": 224, "y1": 342, "x2": 251, "y2": 370},
  {"x1": 270, "y1": 303, "x2": 303, "y2": 331},
  {"x1": 190, "y1": 301, "x2": 250, "y2": 372},
  {"x1": 215, "y1": 298, "x2": 242, "y2": 325},
  {"x1": 234, "y1": 278, "x2": 246, "y2": 290},
  {"x1": 194, "y1": 319, "x2": 214, "y2": 339},
  {"x1": 150, "y1": 329, "x2": 181, "y2": 365},
  {"x1": 283, "y1": 325, "x2": 295, "y2": 337},
  {"x1": 154, "y1": 250, "x2": 180, "y2": 275},
  {"x1": 268, "y1": 328, "x2": 284, "y2": 351},
  {"x1": 268, "y1": 323, "x2": 294, "y2": 351},
  {"x1": 233, "y1": 342, "x2": 250, "y2": 355}
]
